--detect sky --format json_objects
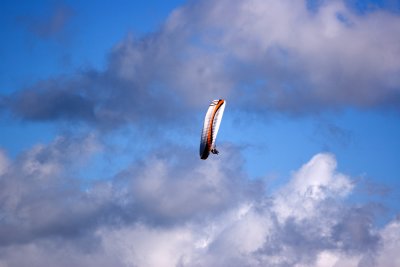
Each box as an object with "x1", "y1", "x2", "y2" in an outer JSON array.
[{"x1": 0, "y1": 0, "x2": 400, "y2": 266}]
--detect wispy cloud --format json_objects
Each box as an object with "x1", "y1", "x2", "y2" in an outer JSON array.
[{"x1": 17, "y1": 3, "x2": 74, "y2": 40}]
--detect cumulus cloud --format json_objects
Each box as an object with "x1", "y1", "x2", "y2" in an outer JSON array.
[
  {"x1": 0, "y1": 134, "x2": 101, "y2": 246},
  {"x1": 0, "y1": 136, "x2": 396, "y2": 267},
  {"x1": 273, "y1": 153, "x2": 354, "y2": 222},
  {"x1": 120, "y1": 152, "x2": 256, "y2": 224},
  {"x1": 373, "y1": 220, "x2": 400, "y2": 267},
  {"x1": 1, "y1": 1, "x2": 399, "y2": 266},
  {"x1": 2, "y1": 0, "x2": 400, "y2": 130},
  {"x1": 173, "y1": 0, "x2": 400, "y2": 110}
]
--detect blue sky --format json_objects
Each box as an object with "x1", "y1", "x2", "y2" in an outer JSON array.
[{"x1": 1, "y1": 0, "x2": 400, "y2": 266}]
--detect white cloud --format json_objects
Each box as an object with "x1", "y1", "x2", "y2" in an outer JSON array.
[
  {"x1": 0, "y1": 144, "x2": 397, "y2": 266},
  {"x1": 105, "y1": 0, "x2": 399, "y2": 115},
  {"x1": 99, "y1": 224, "x2": 196, "y2": 267},
  {"x1": 1, "y1": 1, "x2": 399, "y2": 266},
  {"x1": 6, "y1": 0, "x2": 400, "y2": 127},
  {"x1": 273, "y1": 153, "x2": 353, "y2": 222},
  {"x1": 142, "y1": 0, "x2": 400, "y2": 110},
  {"x1": 313, "y1": 219, "x2": 400, "y2": 267},
  {"x1": 314, "y1": 250, "x2": 362, "y2": 267},
  {"x1": 374, "y1": 220, "x2": 400, "y2": 267}
]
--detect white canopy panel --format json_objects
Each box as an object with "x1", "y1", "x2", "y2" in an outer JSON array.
[{"x1": 199, "y1": 99, "x2": 226, "y2": 160}]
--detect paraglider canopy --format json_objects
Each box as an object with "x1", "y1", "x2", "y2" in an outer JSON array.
[{"x1": 199, "y1": 99, "x2": 226, "y2": 160}]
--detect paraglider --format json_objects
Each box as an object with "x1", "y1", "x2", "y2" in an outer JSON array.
[{"x1": 199, "y1": 99, "x2": 226, "y2": 160}]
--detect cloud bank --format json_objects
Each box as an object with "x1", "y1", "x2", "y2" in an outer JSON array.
[
  {"x1": 2, "y1": 0, "x2": 400, "y2": 130},
  {"x1": 0, "y1": 140, "x2": 398, "y2": 266}
]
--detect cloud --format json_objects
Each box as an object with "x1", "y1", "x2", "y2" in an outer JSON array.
[
  {"x1": 186, "y1": 0, "x2": 400, "y2": 111},
  {"x1": 2, "y1": 65, "x2": 189, "y2": 130},
  {"x1": 17, "y1": 3, "x2": 74, "y2": 40},
  {"x1": 0, "y1": 150, "x2": 10, "y2": 176},
  {"x1": 373, "y1": 220, "x2": 400, "y2": 267},
  {"x1": 98, "y1": 153, "x2": 392, "y2": 267},
  {"x1": 3, "y1": 0, "x2": 400, "y2": 130},
  {"x1": 0, "y1": 134, "x2": 101, "y2": 246},
  {"x1": 7, "y1": 83, "x2": 95, "y2": 122},
  {"x1": 273, "y1": 153, "x2": 354, "y2": 221},
  {"x1": 0, "y1": 136, "x2": 396, "y2": 267},
  {"x1": 120, "y1": 151, "x2": 256, "y2": 225},
  {"x1": 1, "y1": 1, "x2": 399, "y2": 266}
]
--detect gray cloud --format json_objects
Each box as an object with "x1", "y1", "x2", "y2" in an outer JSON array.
[
  {"x1": 1, "y1": 1, "x2": 400, "y2": 266},
  {"x1": 0, "y1": 134, "x2": 102, "y2": 246},
  {"x1": 3, "y1": 67, "x2": 186, "y2": 130},
  {"x1": 3, "y1": 0, "x2": 400, "y2": 130},
  {"x1": 0, "y1": 139, "x2": 397, "y2": 266},
  {"x1": 17, "y1": 3, "x2": 74, "y2": 40},
  {"x1": 8, "y1": 87, "x2": 95, "y2": 122},
  {"x1": 117, "y1": 145, "x2": 261, "y2": 225},
  {"x1": 331, "y1": 206, "x2": 380, "y2": 253},
  {"x1": 0, "y1": 137, "x2": 258, "y2": 244}
]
